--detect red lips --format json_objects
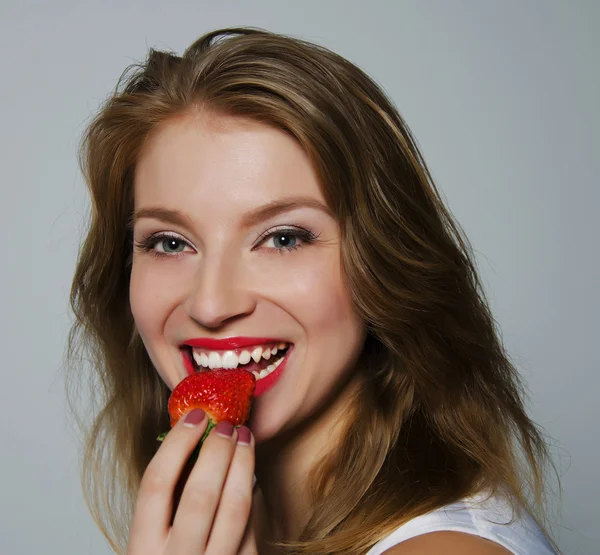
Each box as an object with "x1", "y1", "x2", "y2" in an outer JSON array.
[{"x1": 182, "y1": 337, "x2": 288, "y2": 350}]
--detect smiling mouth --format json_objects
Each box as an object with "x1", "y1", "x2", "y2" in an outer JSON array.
[{"x1": 182, "y1": 344, "x2": 291, "y2": 380}]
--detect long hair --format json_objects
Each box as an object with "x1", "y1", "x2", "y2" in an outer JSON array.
[{"x1": 65, "y1": 27, "x2": 562, "y2": 554}]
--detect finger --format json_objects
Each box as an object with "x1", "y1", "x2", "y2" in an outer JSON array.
[
  {"x1": 127, "y1": 409, "x2": 208, "y2": 553},
  {"x1": 168, "y1": 421, "x2": 239, "y2": 552},
  {"x1": 205, "y1": 426, "x2": 255, "y2": 554}
]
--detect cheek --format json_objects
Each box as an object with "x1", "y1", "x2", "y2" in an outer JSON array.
[
  {"x1": 303, "y1": 253, "x2": 354, "y2": 322},
  {"x1": 129, "y1": 263, "x2": 155, "y2": 340},
  {"x1": 129, "y1": 261, "x2": 178, "y2": 339},
  {"x1": 296, "y1": 255, "x2": 365, "y2": 368},
  {"x1": 130, "y1": 262, "x2": 186, "y2": 386},
  {"x1": 263, "y1": 250, "x2": 357, "y2": 333}
]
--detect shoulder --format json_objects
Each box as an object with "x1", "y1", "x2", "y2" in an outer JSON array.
[{"x1": 381, "y1": 531, "x2": 514, "y2": 554}]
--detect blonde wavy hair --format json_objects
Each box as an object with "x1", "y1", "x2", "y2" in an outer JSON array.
[{"x1": 65, "y1": 26, "x2": 562, "y2": 554}]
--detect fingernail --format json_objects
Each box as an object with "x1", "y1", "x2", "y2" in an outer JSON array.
[
  {"x1": 215, "y1": 420, "x2": 234, "y2": 438},
  {"x1": 183, "y1": 409, "x2": 206, "y2": 427},
  {"x1": 237, "y1": 426, "x2": 252, "y2": 446}
]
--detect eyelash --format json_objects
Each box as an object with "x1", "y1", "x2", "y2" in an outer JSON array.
[{"x1": 133, "y1": 227, "x2": 320, "y2": 259}]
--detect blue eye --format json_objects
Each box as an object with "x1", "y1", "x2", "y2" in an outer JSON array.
[
  {"x1": 266, "y1": 231, "x2": 298, "y2": 251},
  {"x1": 134, "y1": 227, "x2": 320, "y2": 259},
  {"x1": 134, "y1": 233, "x2": 191, "y2": 259},
  {"x1": 258, "y1": 228, "x2": 319, "y2": 253},
  {"x1": 160, "y1": 238, "x2": 185, "y2": 253}
]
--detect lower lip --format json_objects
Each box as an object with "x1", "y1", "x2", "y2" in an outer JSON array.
[{"x1": 180, "y1": 346, "x2": 292, "y2": 398}]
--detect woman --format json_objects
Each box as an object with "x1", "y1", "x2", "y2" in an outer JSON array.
[{"x1": 66, "y1": 27, "x2": 561, "y2": 554}]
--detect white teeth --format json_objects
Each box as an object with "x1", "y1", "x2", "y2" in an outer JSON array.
[
  {"x1": 238, "y1": 350, "x2": 251, "y2": 365},
  {"x1": 191, "y1": 343, "x2": 290, "y2": 371},
  {"x1": 193, "y1": 351, "x2": 203, "y2": 367},
  {"x1": 221, "y1": 351, "x2": 238, "y2": 369},
  {"x1": 208, "y1": 351, "x2": 221, "y2": 369},
  {"x1": 251, "y1": 347, "x2": 262, "y2": 363},
  {"x1": 254, "y1": 352, "x2": 286, "y2": 381}
]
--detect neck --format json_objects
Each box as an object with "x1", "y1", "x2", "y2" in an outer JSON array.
[{"x1": 253, "y1": 371, "x2": 363, "y2": 548}]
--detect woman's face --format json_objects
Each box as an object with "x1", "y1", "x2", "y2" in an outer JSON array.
[{"x1": 130, "y1": 111, "x2": 366, "y2": 442}]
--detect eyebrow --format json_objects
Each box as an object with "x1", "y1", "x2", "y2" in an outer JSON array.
[{"x1": 128, "y1": 196, "x2": 334, "y2": 230}]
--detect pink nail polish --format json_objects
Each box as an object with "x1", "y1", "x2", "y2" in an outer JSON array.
[
  {"x1": 237, "y1": 426, "x2": 251, "y2": 445},
  {"x1": 183, "y1": 409, "x2": 206, "y2": 427},
  {"x1": 215, "y1": 421, "x2": 234, "y2": 437}
]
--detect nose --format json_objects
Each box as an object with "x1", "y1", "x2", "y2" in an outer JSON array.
[{"x1": 184, "y1": 252, "x2": 256, "y2": 329}]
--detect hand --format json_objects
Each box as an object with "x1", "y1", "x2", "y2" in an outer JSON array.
[{"x1": 127, "y1": 409, "x2": 258, "y2": 554}]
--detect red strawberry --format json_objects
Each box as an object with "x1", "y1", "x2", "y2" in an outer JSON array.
[
  {"x1": 157, "y1": 369, "x2": 255, "y2": 461},
  {"x1": 156, "y1": 369, "x2": 254, "y2": 523}
]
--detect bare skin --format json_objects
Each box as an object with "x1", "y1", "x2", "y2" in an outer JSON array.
[{"x1": 127, "y1": 414, "x2": 258, "y2": 554}]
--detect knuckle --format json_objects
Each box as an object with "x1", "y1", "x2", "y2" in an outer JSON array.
[
  {"x1": 184, "y1": 481, "x2": 219, "y2": 510},
  {"x1": 230, "y1": 484, "x2": 252, "y2": 506},
  {"x1": 223, "y1": 479, "x2": 253, "y2": 510},
  {"x1": 221, "y1": 493, "x2": 252, "y2": 521},
  {"x1": 141, "y1": 462, "x2": 170, "y2": 493}
]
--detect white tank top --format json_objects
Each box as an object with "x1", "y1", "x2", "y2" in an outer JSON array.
[{"x1": 366, "y1": 489, "x2": 557, "y2": 555}]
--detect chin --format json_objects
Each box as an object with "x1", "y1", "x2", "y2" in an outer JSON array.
[{"x1": 246, "y1": 410, "x2": 285, "y2": 444}]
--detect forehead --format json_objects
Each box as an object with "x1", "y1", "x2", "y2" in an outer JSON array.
[{"x1": 133, "y1": 112, "x2": 326, "y2": 212}]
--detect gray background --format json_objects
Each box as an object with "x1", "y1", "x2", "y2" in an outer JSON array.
[{"x1": 1, "y1": 1, "x2": 597, "y2": 553}]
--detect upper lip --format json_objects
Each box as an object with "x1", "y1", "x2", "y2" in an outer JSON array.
[{"x1": 182, "y1": 337, "x2": 290, "y2": 350}]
